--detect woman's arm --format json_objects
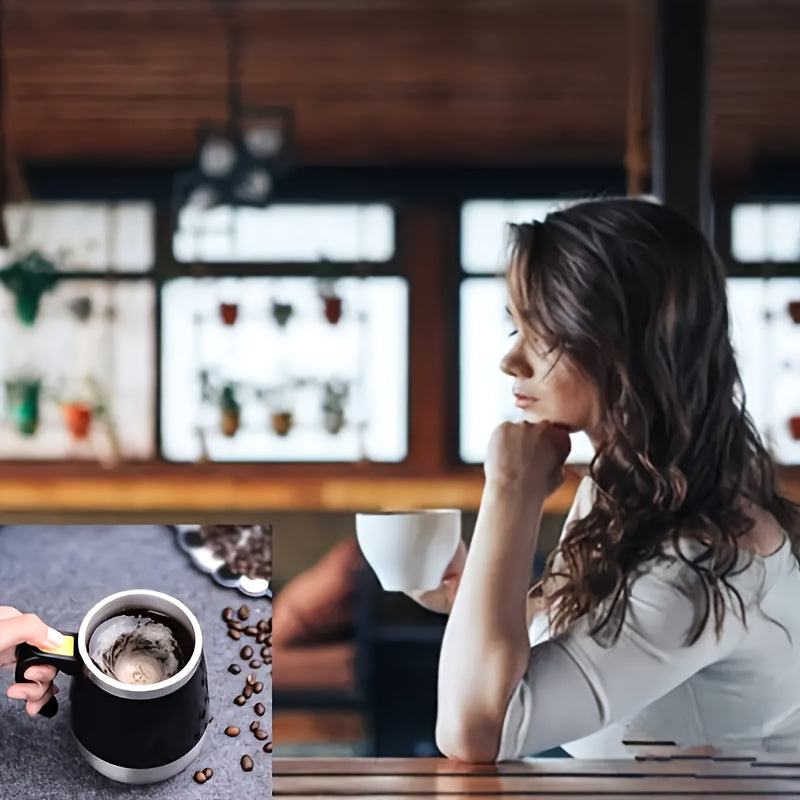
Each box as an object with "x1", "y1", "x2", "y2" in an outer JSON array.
[{"x1": 435, "y1": 421, "x2": 571, "y2": 762}]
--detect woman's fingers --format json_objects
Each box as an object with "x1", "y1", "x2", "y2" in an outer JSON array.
[
  {"x1": 0, "y1": 613, "x2": 64, "y2": 655},
  {"x1": 7, "y1": 679, "x2": 57, "y2": 703},
  {"x1": 25, "y1": 683, "x2": 58, "y2": 717},
  {"x1": 23, "y1": 664, "x2": 57, "y2": 683}
]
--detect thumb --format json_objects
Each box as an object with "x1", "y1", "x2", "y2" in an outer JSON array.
[{"x1": 0, "y1": 614, "x2": 64, "y2": 655}]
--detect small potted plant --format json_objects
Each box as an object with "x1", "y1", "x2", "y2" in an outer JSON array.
[
  {"x1": 220, "y1": 384, "x2": 241, "y2": 437},
  {"x1": 4, "y1": 377, "x2": 41, "y2": 436},
  {"x1": 318, "y1": 279, "x2": 343, "y2": 326},
  {"x1": 60, "y1": 401, "x2": 94, "y2": 441},
  {"x1": 219, "y1": 302, "x2": 239, "y2": 326},
  {"x1": 271, "y1": 300, "x2": 294, "y2": 328},
  {"x1": 58, "y1": 376, "x2": 105, "y2": 442},
  {"x1": 0, "y1": 250, "x2": 60, "y2": 326},
  {"x1": 270, "y1": 409, "x2": 293, "y2": 437},
  {"x1": 322, "y1": 380, "x2": 349, "y2": 435},
  {"x1": 68, "y1": 296, "x2": 93, "y2": 323}
]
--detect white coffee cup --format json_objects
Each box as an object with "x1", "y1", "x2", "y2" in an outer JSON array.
[{"x1": 355, "y1": 509, "x2": 462, "y2": 592}]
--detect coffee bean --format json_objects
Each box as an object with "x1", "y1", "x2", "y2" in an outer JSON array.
[
  {"x1": 263, "y1": 741, "x2": 273, "y2": 753},
  {"x1": 254, "y1": 702, "x2": 265, "y2": 717},
  {"x1": 228, "y1": 620, "x2": 244, "y2": 631},
  {"x1": 253, "y1": 682, "x2": 263, "y2": 694},
  {"x1": 193, "y1": 770, "x2": 207, "y2": 784},
  {"x1": 249, "y1": 659, "x2": 262, "y2": 669},
  {"x1": 225, "y1": 726, "x2": 240, "y2": 737},
  {"x1": 257, "y1": 619, "x2": 268, "y2": 632},
  {"x1": 238, "y1": 605, "x2": 250, "y2": 621},
  {"x1": 241, "y1": 755, "x2": 254, "y2": 772},
  {"x1": 244, "y1": 626, "x2": 258, "y2": 637},
  {"x1": 256, "y1": 632, "x2": 268, "y2": 644},
  {"x1": 203, "y1": 768, "x2": 214, "y2": 780},
  {"x1": 255, "y1": 728, "x2": 268, "y2": 741},
  {"x1": 228, "y1": 664, "x2": 242, "y2": 675},
  {"x1": 260, "y1": 646, "x2": 270, "y2": 659},
  {"x1": 228, "y1": 629, "x2": 241, "y2": 641},
  {"x1": 250, "y1": 720, "x2": 260, "y2": 732},
  {"x1": 222, "y1": 608, "x2": 234, "y2": 622},
  {"x1": 234, "y1": 695, "x2": 246, "y2": 706},
  {"x1": 246, "y1": 673, "x2": 256, "y2": 686},
  {"x1": 240, "y1": 645, "x2": 253, "y2": 660},
  {"x1": 243, "y1": 684, "x2": 254, "y2": 699}
]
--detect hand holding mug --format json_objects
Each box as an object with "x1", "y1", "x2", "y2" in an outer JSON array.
[
  {"x1": 406, "y1": 538, "x2": 467, "y2": 615},
  {"x1": 0, "y1": 606, "x2": 62, "y2": 717}
]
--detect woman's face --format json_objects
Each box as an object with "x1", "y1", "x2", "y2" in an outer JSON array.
[{"x1": 500, "y1": 305, "x2": 604, "y2": 444}]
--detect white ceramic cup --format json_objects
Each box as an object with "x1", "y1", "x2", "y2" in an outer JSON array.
[{"x1": 355, "y1": 509, "x2": 462, "y2": 592}]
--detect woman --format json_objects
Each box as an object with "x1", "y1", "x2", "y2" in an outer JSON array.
[
  {"x1": 1, "y1": 606, "x2": 61, "y2": 715},
  {"x1": 412, "y1": 199, "x2": 800, "y2": 762}
]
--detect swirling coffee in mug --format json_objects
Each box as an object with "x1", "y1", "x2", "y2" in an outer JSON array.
[{"x1": 87, "y1": 608, "x2": 191, "y2": 686}]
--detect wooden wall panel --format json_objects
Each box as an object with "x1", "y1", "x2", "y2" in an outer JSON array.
[
  {"x1": 3, "y1": 1, "x2": 630, "y2": 164},
  {"x1": 2, "y1": 1, "x2": 800, "y2": 168}
]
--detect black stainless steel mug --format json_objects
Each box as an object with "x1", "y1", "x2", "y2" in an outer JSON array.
[{"x1": 15, "y1": 589, "x2": 210, "y2": 785}]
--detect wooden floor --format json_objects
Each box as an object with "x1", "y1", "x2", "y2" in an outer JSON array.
[{"x1": 274, "y1": 754, "x2": 800, "y2": 798}]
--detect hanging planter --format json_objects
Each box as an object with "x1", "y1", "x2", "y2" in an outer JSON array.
[
  {"x1": 68, "y1": 296, "x2": 93, "y2": 322},
  {"x1": 271, "y1": 300, "x2": 293, "y2": 328},
  {"x1": 318, "y1": 279, "x2": 343, "y2": 325},
  {"x1": 789, "y1": 416, "x2": 800, "y2": 441},
  {"x1": 5, "y1": 378, "x2": 41, "y2": 437},
  {"x1": 60, "y1": 402, "x2": 93, "y2": 441},
  {"x1": 271, "y1": 410, "x2": 293, "y2": 437},
  {"x1": 322, "y1": 380, "x2": 349, "y2": 435},
  {"x1": 219, "y1": 302, "x2": 239, "y2": 326},
  {"x1": 220, "y1": 385, "x2": 241, "y2": 437},
  {"x1": 789, "y1": 301, "x2": 800, "y2": 325},
  {"x1": 0, "y1": 251, "x2": 60, "y2": 326}
]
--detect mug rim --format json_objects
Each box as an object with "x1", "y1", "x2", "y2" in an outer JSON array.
[
  {"x1": 77, "y1": 589, "x2": 203, "y2": 701},
  {"x1": 356, "y1": 508, "x2": 460, "y2": 516}
]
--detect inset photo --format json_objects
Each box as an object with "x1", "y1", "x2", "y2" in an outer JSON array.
[{"x1": 0, "y1": 524, "x2": 272, "y2": 800}]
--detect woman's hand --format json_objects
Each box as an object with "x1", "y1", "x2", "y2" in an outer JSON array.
[
  {"x1": 484, "y1": 421, "x2": 572, "y2": 499},
  {"x1": 407, "y1": 538, "x2": 467, "y2": 615},
  {"x1": 0, "y1": 607, "x2": 62, "y2": 716}
]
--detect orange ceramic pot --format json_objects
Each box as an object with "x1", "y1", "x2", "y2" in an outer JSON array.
[
  {"x1": 221, "y1": 408, "x2": 240, "y2": 437},
  {"x1": 220, "y1": 303, "x2": 239, "y2": 326},
  {"x1": 323, "y1": 296, "x2": 342, "y2": 325},
  {"x1": 271, "y1": 411, "x2": 293, "y2": 437},
  {"x1": 61, "y1": 403, "x2": 92, "y2": 441}
]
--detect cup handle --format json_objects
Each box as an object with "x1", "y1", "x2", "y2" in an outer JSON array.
[{"x1": 15, "y1": 632, "x2": 80, "y2": 718}]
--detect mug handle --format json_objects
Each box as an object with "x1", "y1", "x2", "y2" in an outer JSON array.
[{"x1": 15, "y1": 633, "x2": 80, "y2": 718}]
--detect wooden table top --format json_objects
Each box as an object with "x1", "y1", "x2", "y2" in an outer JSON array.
[{"x1": 274, "y1": 755, "x2": 800, "y2": 798}]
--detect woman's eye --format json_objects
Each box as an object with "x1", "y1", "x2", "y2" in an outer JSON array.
[{"x1": 508, "y1": 328, "x2": 518, "y2": 338}]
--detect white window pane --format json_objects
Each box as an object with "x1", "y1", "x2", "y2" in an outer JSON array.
[
  {"x1": 459, "y1": 277, "x2": 594, "y2": 465},
  {"x1": 0, "y1": 203, "x2": 154, "y2": 272},
  {"x1": 461, "y1": 200, "x2": 559, "y2": 274},
  {"x1": 729, "y1": 276, "x2": 800, "y2": 465},
  {"x1": 161, "y1": 276, "x2": 407, "y2": 462},
  {"x1": 0, "y1": 280, "x2": 155, "y2": 459},
  {"x1": 732, "y1": 203, "x2": 800, "y2": 263},
  {"x1": 172, "y1": 204, "x2": 394, "y2": 263},
  {"x1": 110, "y1": 203, "x2": 156, "y2": 271}
]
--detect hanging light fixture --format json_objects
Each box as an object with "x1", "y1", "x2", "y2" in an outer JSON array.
[{"x1": 173, "y1": 0, "x2": 293, "y2": 219}]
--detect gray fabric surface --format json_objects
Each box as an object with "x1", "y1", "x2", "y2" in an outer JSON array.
[{"x1": 0, "y1": 525, "x2": 272, "y2": 800}]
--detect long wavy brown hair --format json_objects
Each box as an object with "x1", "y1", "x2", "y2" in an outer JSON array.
[{"x1": 510, "y1": 198, "x2": 800, "y2": 646}]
